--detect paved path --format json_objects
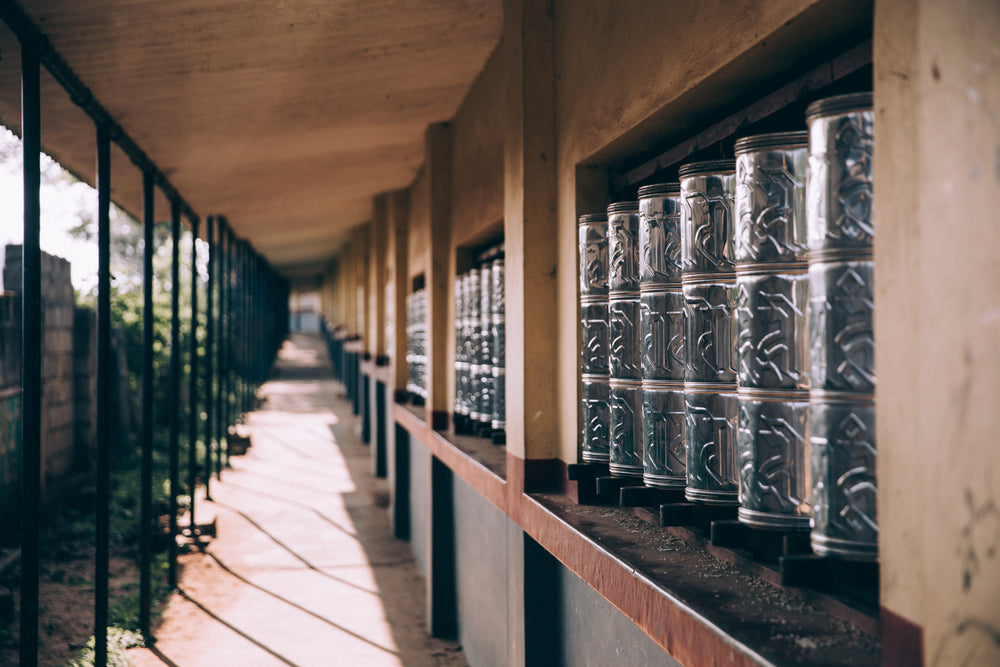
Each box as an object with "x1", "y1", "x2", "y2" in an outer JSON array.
[{"x1": 129, "y1": 334, "x2": 466, "y2": 667}]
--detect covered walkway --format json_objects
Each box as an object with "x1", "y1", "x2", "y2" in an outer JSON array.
[{"x1": 129, "y1": 334, "x2": 466, "y2": 667}]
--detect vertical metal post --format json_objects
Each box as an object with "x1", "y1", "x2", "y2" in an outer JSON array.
[
  {"x1": 241, "y1": 242, "x2": 250, "y2": 415},
  {"x1": 188, "y1": 217, "x2": 200, "y2": 535},
  {"x1": 204, "y1": 216, "x2": 214, "y2": 500},
  {"x1": 95, "y1": 122, "x2": 112, "y2": 667},
  {"x1": 139, "y1": 170, "x2": 155, "y2": 639},
  {"x1": 215, "y1": 218, "x2": 227, "y2": 476},
  {"x1": 19, "y1": 38, "x2": 41, "y2": 667},
  {"x1": 168, "y1": 199, "x2": 181, "y2": 587}
]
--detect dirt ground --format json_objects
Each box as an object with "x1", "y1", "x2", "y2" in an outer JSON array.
[{"x1": 0, "y1": 511, "x2": 145, "y2": 666}]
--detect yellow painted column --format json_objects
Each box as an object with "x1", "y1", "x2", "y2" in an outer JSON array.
[
  {"x1": 875, "y1": 0, "x2": 1000, "y2": 662},
  {"x1": 425, "y1": 123, "x2": 454, "y2": 427},
  {"x1": 503, "y1": 0, "x2": 558, "y2": 464}
]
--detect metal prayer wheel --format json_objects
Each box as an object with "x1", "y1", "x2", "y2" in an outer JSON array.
[
  {"x1": 405, "y1": 288, "x2": 428, "y2": 399},
  {"x1": 478, "y1": 264, "x2": 494, "y2": 428},
  {"x1": 490, "y1": 258, "x2": 506, "y2": 432},
  {"x1": 806, "y1": 92, "x2": 877, "y2": 560},
  {"x1": 680, "y1": 160, "x2": 738, "y2": 505},
  {"x1": 578, "y1": 213, "x2": 611, "y2": 463},
  {"x1": 454, "y1": 275, "x2": 468, "y2": 418},
  {"x1": 808, "y1": 393, "x2": 877, "y2": 559},
  {"x1": 737, "y1": 389, "x2": 810, "y2": 529},
  {"x1": 467, "y1": 269, "x2": 482, "y2": 422},
  {"x1": 733, "y1": 131, "x2": 812, "y2": 530},
  {"x1": 638, "y1": 183, "x2": 685, "y2": 488},
  {"x1": 684, "y1": 384, "x2": 738, "y2": 503},
  {"x1": 579, "y1": 213, "x2": 609, "y2": 298},
  {"x1": 607, "y1": 201, "x2": 643, "y2": 478}
]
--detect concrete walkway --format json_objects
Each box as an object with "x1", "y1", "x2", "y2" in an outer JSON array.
[{"x1": 129, "y1": 334, "x2": 466, "y2": 667}]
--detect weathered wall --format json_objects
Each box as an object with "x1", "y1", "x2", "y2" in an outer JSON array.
[
  {"x1": 453, "y1": 475, "x2": 510, "y2": 667},
  {"x1": 875, "y1": 0, "x2": 1000, "y2": 662},
  {"x1": 408, "y1": 165, "x2": 431, "y2": 285},
  {"x1": 408, "y1": 433, "x2": 431, "y2": 580},
  {"x1": 4, "y1": 245, "x2": 79, "y2": 483},
  {"x1": 73, "y1": 307, "x2": 96, "y2": 470},
  {"x1": 556, "y1": 563, "x2": 681, "y2": 667},
  {"x1": 451, "y1": 41, "x2": 506, "y2": 246},
  {"x1": 0, "y1": 292, "x2": 19, "y2": 391}
]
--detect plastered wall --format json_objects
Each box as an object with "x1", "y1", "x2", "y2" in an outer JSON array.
[
  {"x1": 875, "y1": 0, "x2": 1000, "y2": 662},
  {"x1": 451, "y1": 42, "x2": 505, "y2": 245}
]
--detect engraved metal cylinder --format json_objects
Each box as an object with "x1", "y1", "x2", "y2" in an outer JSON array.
[
  {"x1": 735, "y1": 268, "x2": 810, "y2": 390},
  {"x1": 638, "y1": 183, "x2": 685, "y2": 488},
  {"x1": 459, "y1": 273, "x2": 474, "y2": 416},
  {"x1": 491, "y1": 258, "x2": 506, "y2": 431},
  {"x1": 454, "y1": 274, "x2": 468, "y2": 417},
  {"x1": 684, "y1": 384, "x2": 738, "y2": 504},
  {"x1": 680, "y1": 160, "x2": 738, "y2": 504},
  {"x1": 478, "y1": 264, "x2": 494, "y2": 427},
  {"x1": 579, "y1": 213, "x2": 609, "y2": 298},
  {"x1": 808, "y1": 393, "x2": 877, "y2": 560},
  {"x1": 607, "y1": 201, "x2": 642, "y2": 478},
  {"x1": 609, "y1": 378, "x2": 643, "y2": 477},
  {"x1": 737, "y1": 389, "x2": 810, "y2": 529},
  {"x1": 642, "y1": 382, "x2": 686, "y2": 489},
  {"x1": 581, "y1": 376, "x2": 610, "y2": 463},
  {"x1": 467, "y1": 269, "x2": 482, "y2": 422},
  {"x1": 578, "y1": 213, "x2": 610, "y2": 463},
  {"x1": 806, "y1": 93, "x2": 874, "y2": 257},
  {"x1": 733, "y1": 132, "x2": 812, "y2": 528},
  {"x1": 806, "y1": 92, "x2": 876, "y2": 560}
]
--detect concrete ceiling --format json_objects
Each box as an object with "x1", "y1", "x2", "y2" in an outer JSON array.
[{"x1": 0, "y1": 1, "x2": 502, "y2": 277}]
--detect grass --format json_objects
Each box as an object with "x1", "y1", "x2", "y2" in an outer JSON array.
[{"x1": 67, "y1": 430, "x2": 194, "y2": 666}]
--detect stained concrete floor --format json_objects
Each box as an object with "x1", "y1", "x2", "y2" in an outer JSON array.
[{"x1": 128, "y1": 333, "x2": 467, "y2": 667}]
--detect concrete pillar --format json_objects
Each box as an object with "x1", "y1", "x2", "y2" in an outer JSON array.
[
  {"x1": 369, "y1": 196, "x2": 389, "y2": 361},
  {"x1": 425, "y1": 123, "x2": 454, "y2": 428},
  {"x1": 389, "y1": 190, "x2": 411, "y2": 396},
  {"x1": 503, "y1": 0, "x2": 558, "y2": 465},
  {"x1": 875, "y1": 0, "x2": 1000, "y2": 663}
]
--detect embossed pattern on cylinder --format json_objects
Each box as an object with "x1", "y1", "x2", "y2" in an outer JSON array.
[
  {"x1": 581, "y1": 378, "x2": 611, "y2": 463},
  {"x1": 478, "y1": 266, "x2": 493, "y2": 425},
  {"x1": 680, "y1": 161, "x2": 736, "y2": 275},
  {"x1": 579, "y1": 213, "x2": 609, "y2": 297},
  {"x1": 808, "y1": 259, "x2": 874, "y2": 393},
  {"x1": 807, "y1": 92, "x2": 876, "y2": 560},
  {"x1": 642, "y1": 384, "x2": 686, "y2": 488},
  {"x1": 608, "y1": 202, "x2": 641, "y2": 292},
  {"x1": 684, "y1": 387, "x2": 739, "y2": 504},
  {"x1": 806, "y1": 93, "x2": 874, "y2": 257},
  {"x1": 809, "y1": 396, "x2": 877, "y2": 559},
  {"x1": 734, "y1": 133, "x2": 808, "y2": 265},
  {"x1": 640, "y1": 289, "x2": 685, "y2": 381},
  {"x1": 639, "y1": 183, "x2": 683, "y2": 284},
  {"x1": 735, "y1": 270, "x2": 810, "y2": 390},
  {"x1": 491, "y1": 257, "x2": 505, "y2": 431},
  {"x1": 579, "y1": 213, "x2": 610, "y2": 463},
  {"x1": 610, "y1": 380, "x2": 644, "y2": 477},
  {"x1": 737, "y1": 391, "x2": 810, "y2": 529},
  {"x1": 610, "y1": 296, "x2": 641, "y2": 381},
  {"x1": 683, "y1": 280, "x2": 737, "y2": 384},
  {"x1": 581, "y1": 300, "x2": 610, "y2": 375}
]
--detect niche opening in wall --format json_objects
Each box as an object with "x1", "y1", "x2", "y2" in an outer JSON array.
[{"x1": 453, "y1": 227, "x2": 506, "y2": 446}]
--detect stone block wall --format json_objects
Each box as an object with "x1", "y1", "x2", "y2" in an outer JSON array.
[{"x1": 3, "y1": 245, "x2": 83, "y2": 484}]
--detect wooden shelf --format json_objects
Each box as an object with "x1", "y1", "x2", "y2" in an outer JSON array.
[{"x1": 393, "y1": 402, "x2": 880, "y2": 666}]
